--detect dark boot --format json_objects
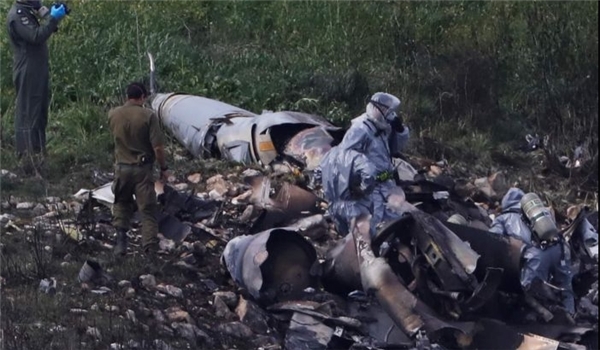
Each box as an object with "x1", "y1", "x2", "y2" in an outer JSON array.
[{"x1": 114, "y1": 228, "x2": 128, "y2": 256}]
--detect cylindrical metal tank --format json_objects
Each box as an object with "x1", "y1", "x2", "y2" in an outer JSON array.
[
  {"x1": 221, "y1": 228, "x2": 319, "y2": 306},
  {"x1": 520, "y1": 193, "x2": 558, "y2": 241}
]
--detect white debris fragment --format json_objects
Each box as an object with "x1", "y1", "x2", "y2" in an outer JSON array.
[
  {"x1": 232, "y1": 190, "x2": 253, "y2": 205},
  {"x1": 187, "y1": 173, "x2": 202, "y2": 184},
  {"x1": 70, "y1": 308, "x2": 88, "y2": 314},
  {"x1": 118, "y1": 280, "x2": 132, "y2": 288},
  {"x1": 1, "y1": 169, "x2": 18, "y2": 180},
  {"x1": 208, "y1": 189, "x2": 224, "y2": 201},
  {"x1": 0, "y1": 213, "x2": 16, "y2": 224},
  {"x1": 86, "y1": 326, "x2": 102, "y2": 341},
  {"x1": 126, "y1": 309, "x2": 137, "y2": 324},
  {"x1": 39, "y1": 278, "x2": 57, "y2": 295},
  {"x1": 125, "y1": 288, "x2": 136, "y2": 299},
  {"x1": 156, "y1": 284, "x2": 184, "y2": 298},
  {"x1": 16, "y1": 202, "x2": 36, "y2": 210},
  {"x1": 159, "y1": 238, "x2": 176, "y2": 252},
  {"x1": 140, "y1": 274, "x2": 157, "y2": 290},
  {"x1": 207, "y1": 174, "x2": 229, "y2": 194},
  {"x1": 173, "y1": 183, "x2": 189, "y2": 191}
]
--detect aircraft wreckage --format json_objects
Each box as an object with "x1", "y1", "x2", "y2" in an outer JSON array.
[
  {"x1": 146, "y1": 54, "x2": 343, "y2": 171},
  {"x1": 75, "y1": 170, "x2": 599, "y2": 350},
  {"x1": 70, "y1": 53, "x2": 598, "y2": 349},
  {"x1": 150, "y1": 92, "x2": 344, "y2": 171}
]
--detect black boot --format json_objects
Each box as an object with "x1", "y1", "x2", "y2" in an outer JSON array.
[{"x1": 114, "y1": 228, "x2": 128, "y2": 256}]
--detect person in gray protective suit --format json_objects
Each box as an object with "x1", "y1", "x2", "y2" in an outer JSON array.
[
  {"x1": 6, "y1": 0, "x2": 67, "y2": 168},
  {"x1": 490, "y1": 187, "x2": 576, "y2": 314},
  {"x1": 336, "y1": 92, "x2": 410, "y2": 234},
  {"x1": 315, "y1": 146, "x2": 377, "y2": 236}
]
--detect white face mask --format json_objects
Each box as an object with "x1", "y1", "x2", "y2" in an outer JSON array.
[{"x1": 385, "y1": 111, "x2": 398, "y2": 123}]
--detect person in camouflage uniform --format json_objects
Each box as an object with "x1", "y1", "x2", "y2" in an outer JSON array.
[{"x1": 108, "y1": 82, "x2": 173, "y2": 256}]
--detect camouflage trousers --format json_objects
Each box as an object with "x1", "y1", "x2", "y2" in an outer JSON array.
[{"x1": 112, "y1": 163, "x2": 159, "y2": 249}]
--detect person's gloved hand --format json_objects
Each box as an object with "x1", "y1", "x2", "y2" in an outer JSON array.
[
  {"x1": 50, "y1": 4, "x2": 66, "y2": 20},
  {"x1": 388, "y1": 113, "x2": 405, "y2": 133}
]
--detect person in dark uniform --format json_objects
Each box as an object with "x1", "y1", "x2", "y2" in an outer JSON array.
[
  {"x1": 6, "y1": 0, "x2": 67, "y2": 172},
  {"x1": 108, "y1": 82, "x2": 173, "y2": 256}
]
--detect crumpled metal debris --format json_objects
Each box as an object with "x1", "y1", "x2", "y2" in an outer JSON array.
[
  {"x1": 348, "y1": 214, "x2": 476, "y2": 341},
  {"x1": 221, "y1": 228, "x2": 319, "y2": 305},
  {"x1": 39, "y1": 277, "x2": 57, "y2": 295},
  {"x1": 73, "y1": 182, "x2": 207, "y2": 244},
  {"x1": 246, "y1": 176, "x2": 322, "y2": 233},
  {"x1": 78, "y1": 260, "x2": 111, "y2": 285},
  {"x1": 267, "y1": 300, "x2": 359, "y2": 350},
  {"x1": 150, "y1": 93, "x2": 343, "y2": 171},
  {"x1": 444, "y1": 221, "x2": 525, "y2": 293}
]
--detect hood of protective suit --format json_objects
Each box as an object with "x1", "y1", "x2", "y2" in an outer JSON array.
[
  {"x1": 365, "y1": 92, "x2": 401, "y2": 132},
  {"x1": 501, "y1": 187, "x2": 525, "y2": 210}
]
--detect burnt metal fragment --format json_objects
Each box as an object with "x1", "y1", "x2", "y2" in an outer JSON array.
[
  {"x1": 151, "y1": 93, "x2": 343, "y2": 170},
  {"x1": 222, "y1": 228, "x2": 319, "y2": 305},
  {"x1": 444, "y1": 221, "x2": 525, "y2": 293}
]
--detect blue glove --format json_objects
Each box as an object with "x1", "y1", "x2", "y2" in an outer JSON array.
[{"x1": 50, "y1": 4, "x2": 66, "y2": 20}]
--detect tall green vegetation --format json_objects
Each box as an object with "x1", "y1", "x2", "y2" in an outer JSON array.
[{"x1": 1, "y1": 1, "x2": 597, "y2": 183}]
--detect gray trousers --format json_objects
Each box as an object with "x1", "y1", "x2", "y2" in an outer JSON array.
[{"x1": 522, "y1": 243, "x2": 575, "y2": 313}]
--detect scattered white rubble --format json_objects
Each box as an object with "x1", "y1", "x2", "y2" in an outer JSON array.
[
  {"x1": 39, "y1": 278, "x2": 57, "y2": 295},
  {"x1": 206, "y1": 175, "x2": 229, "y2": 197},
  {"x1": 105, "y1": 305, "x2": 120, "y2": 313},
  {"x1": 70, "y1": 308, "x2": 88, "y2": 314},
  {"x1": 125, "y1": 288, "x2": 136, "y2": 299},
  {"x1": 16, "y1": 202, "x2": 36, "y2": 210},
  {"x1": 46, "y1": 196, "x2": 61, "y2": 204},
  {"x1": 173, "y1": 183, "x2": 189, "y2": 191},
  {"x1": 165, "y1": 306, "x2": 194, "y2": 324},
  {"x1": 159, "y1": 238, "x2": 176, "y2": 252},
  {"x1": 232, "y1": 190, "x2": 253, "y2": 205},
  {"x1": 32, "y1": 203, "x2": 46, "y2": 216},
  {"x1": 86, "y1": 326, "x2": 102, "y2": 341},
  {"x1": 118, "y1": 280, "x2": 132, "y2": 288},
  {"x1": 126, "y1": 309, "x2": 137, "y2": 324},
  {"x1": 156, "y1": 284, "x2": 184, "y2": 298},
  {"x1": 208, "y1": 189, "x2": 224, "y2": 201},
  {"x1": 0, "y1": 169, "x2": 17, "y2": 180},
  {"x1": 140, "y1": 274, "x2": 157, "y2": 290},
  {"x1": 187, "y1": 173, "x2": 202, "y2": 184},
  {"x1": 213, "y1": 291, "x2": 239, "y2": 309}
]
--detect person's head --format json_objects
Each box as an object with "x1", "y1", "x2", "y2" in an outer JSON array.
[
  {"x1": 366, "y1": 92, "x2": 401, "y2": 123},
  {"x1": 16, "y1": 0, "x2": 42, "y2": 10},
  {"x1": 126, "y1": 82, "x2": 148, "y2": 102}
]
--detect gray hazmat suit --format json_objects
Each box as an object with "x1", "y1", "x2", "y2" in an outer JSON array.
[
  {"x1": 6, "y1": 1, "x2": 60, "y2": 156},
  {"x1": 337, "y1": 92, "x2": 410, "y2": 232},
  {"x1": 490, "y1": 187, "x2": 575, "y2": 313},
  {"x1": 316, "y1": 145, "x2": 377, "y2": 236}
]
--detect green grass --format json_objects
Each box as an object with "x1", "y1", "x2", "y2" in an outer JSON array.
[{"x1": 0, "y1": 0, "x2": 596, "y2": 188}]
